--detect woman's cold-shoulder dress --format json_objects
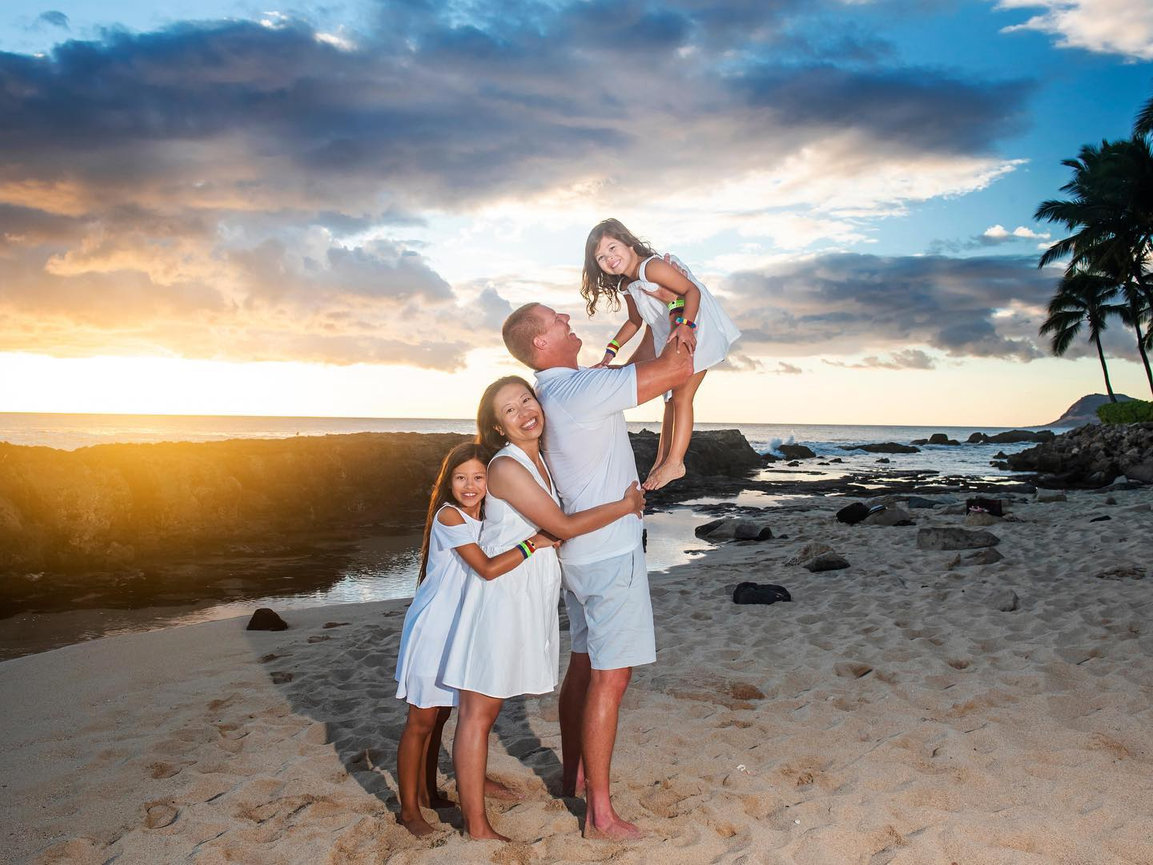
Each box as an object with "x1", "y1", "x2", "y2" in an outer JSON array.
[
  {"x1": 393, "y1": 503, "x2": 476, "y2": 708},
  {"x1": 441, "y1": 444, "x2": 562, "y2": 699},
  {"x1": 626, "y1": 253, "x2": 741, "y2": 374}
]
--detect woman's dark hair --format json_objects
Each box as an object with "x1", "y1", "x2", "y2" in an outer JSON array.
[
  {"x1": 580, "y1": 218, "x2": 657, "y2": 317},
  {"x1": 417, "y1": 441, "x2": 490, "y2": 585},
  {"x1": 476, "y1": 375, "x2": 537, "y2": 454}
]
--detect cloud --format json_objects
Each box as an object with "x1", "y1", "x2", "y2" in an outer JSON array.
[
  {"x1": 721, "y1": 252, "x2": 1054, "y2": 361},
  {"x1": 35, "y1": 11, "x2": 70, "y2": 30},
  {"x1": 825, "y1": 349, "x2": 937, "y2": 369},
  {"x1": 0, "y1": 2, "x2": 1037, "y2": 365},
  {"x1": 928, "y1": 223, "x2": 1051, "y2": 253},
  {"x1": 997, "y1": 0, "x2": 1153, "y2": 60},
  {"x1": 773, "y1": 361, "x2": 804, "y2": 374}
]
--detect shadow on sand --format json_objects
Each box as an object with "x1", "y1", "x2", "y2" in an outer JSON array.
[{"x1": 248, "y1": 602, "x2": 582, "y2": 836}]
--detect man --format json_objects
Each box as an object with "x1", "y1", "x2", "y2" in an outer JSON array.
[{"x1": 502, "y1": 303, "x2": 693, "y2": 839}]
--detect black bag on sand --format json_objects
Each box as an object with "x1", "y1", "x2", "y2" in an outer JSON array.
[
  {"x1": 837, "y1": 502, "x2": 885, "y2": 524},
  {"x1": 732, "y1": 582, "x2": 792, "y2": 605}
]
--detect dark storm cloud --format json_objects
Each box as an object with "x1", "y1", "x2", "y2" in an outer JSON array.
[
  {"x1": 722, "y1": 253, "x2": 1054, "y2": 361},
  {"x1": 735, "y1": 65, "x2": 1031, "y2": 152}
]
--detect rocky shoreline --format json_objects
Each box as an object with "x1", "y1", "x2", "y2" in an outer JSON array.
[
  {"x1": 2, "y1": 423, "x2": 1148, "y2": 617},
  {"x1": 1006, "y1": 421, "x2": 1153, "y2": 487}
]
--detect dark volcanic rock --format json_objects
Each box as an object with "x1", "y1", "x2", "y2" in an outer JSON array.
[
  {"x1": 778, "y1": 444, "x2": 816, "y2": 460},
  {"x1": 0, "y1": 432, "x2": 472, "y2": 575},
  {"x1": 630, "y1": 428, "x2": 762, "y2": 487},
  {"x1": 1006, "y1": 422, "x2": 1153, "y2": 487},
  {"x1": 968, "y1": 429, "x2": 1055, "y2": 444},
  {"x1": 839, "y1": 442, "x2": 920, "y2": 454},
  {"x1": 0, "y1": 429, "x2": 764, "y2": 578},
  {"x1": 247, "y1": 607, "x2": 289, "y2": 631},
  {"x1": 916, "y1": 527, "x2": 1000, "y2": 550}
]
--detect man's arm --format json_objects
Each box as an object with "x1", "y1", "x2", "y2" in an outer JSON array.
[{"x1": 634, "y1": 336, "x2": 694, "y2": 405}]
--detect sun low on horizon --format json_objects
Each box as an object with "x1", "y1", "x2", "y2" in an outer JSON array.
[{"x1": 1, "y1": 1, "x2": 1151, "y2": 427}]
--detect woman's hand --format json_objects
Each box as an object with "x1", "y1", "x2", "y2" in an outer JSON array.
[
  {"x1": 530, "y1": 531, "x2": 560, "y2": 550},
  {"x1": 591, "y1": 351, "x2": 615, "y2": 369},
  {"x1": 621, "y1": 481, "x2": 646, "y2": 517}
]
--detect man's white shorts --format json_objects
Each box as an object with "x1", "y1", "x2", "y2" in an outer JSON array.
[{"x1": 562, "y1": 545, "x2": 655, "y2": 670}]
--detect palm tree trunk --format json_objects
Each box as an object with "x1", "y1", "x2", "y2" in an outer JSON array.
[
  {"x1": 1093, "y1": 334, "x2": 1117, "y2": 401},
  {"x1": 1126, "y1": 297, "x2": 1153, "y2": 395},
  {"x1": 1136, "y1": 324, "x2": 1153, "y2": 396}
]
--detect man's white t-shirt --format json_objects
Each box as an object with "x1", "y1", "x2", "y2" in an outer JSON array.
[{"x1": 534, "y1": 365, "x2": 643, "y2": 566}]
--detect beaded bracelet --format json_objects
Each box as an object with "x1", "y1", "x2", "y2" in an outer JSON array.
[{"x1": 674, "y1": 316, "x2": 698, "y2": 330}]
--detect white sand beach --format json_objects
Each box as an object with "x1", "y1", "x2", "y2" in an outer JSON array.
[{"x1": 3, "y1": 487, "x2": 1152, "y2": 864}]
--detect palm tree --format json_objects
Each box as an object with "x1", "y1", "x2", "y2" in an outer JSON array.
[
  {"x1": 1039, "y1": 268, "x2": 1122, "y2": 400},
  {"x1": 1136, "y1": 92, "x2": 1153, "y2": 139},
  {"x1": 1036, "y1": 137, "x2": 1153, "y2": 395}
]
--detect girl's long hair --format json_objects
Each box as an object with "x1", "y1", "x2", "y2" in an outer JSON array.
[
  {"x1": 417, "y1": 441, "x2": 490, "y2": 585},
  {"x1": 580, "y1": 218, "x2": 657, "y2": 317},
  {"x1": 476, "y1": 375, "x2": 537, "y2": 454}
]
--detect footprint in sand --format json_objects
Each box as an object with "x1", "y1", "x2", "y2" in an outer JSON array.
[{"x1": 144, "y1": 802, "x2": 179, "y2": 829}]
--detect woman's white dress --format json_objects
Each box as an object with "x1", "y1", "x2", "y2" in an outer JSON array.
[
  {"x1": 626, "y1": 253, "x2": 741, "y2": 373},
  {"x1": 393, "y1": 503, "x2": 476, "y2": 708},
  {"x1": 441, "y1": 444, "x2": 562, "y2": 699}
]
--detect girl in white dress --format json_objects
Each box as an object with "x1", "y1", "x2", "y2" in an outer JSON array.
[
  {"x1": 442, "y1": 376, "x2": 645, "y2": 841},
  {"x1": 581, "y1": 218, "x2": 741, "y2": 491},
  {"x1": 394, "y1": 442, "x2": 559, "y2": 837}
]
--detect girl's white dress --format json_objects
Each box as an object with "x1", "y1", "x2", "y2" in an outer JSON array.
[
  {"x1": 393, "y1": 503, "x2": 476, "y2": 708},
  {"x1": 441, "y1": 444, "x2": 562, "y2": 699},
  {"x1": 627, "y1": 253, "x2": 741, "y2": 373}
]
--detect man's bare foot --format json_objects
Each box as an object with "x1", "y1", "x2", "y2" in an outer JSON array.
[
  {"x1": 399, "y1": 813, "x2": 437, "y2": 837},
  {"x1": 583, "y1": 815, "x2": 644, "y2": 841},
  {"x1": 484, "y1": 778, "x2": 522, "y2": 801},
  {"x1": 643, "y1": 460, "x2": 685, "y2": 490}
]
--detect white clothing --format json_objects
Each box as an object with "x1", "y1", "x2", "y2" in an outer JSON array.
[
  {"x1": 627, "y1": 254, "x2": 740, "y2": 373},
  {"x1": 393, "y1": 503, "x2": 476, "y2": 708},
  {"x1": 535, "y1": 364, "x2": 643, "y2": 566},
  {"x1": 440, "y1": 444, "x2": 562, "y2": 699}
]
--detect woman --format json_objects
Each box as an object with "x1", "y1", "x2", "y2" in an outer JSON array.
[{"x1": 441, "y1": 375, "x2": 645, "y2": 841}]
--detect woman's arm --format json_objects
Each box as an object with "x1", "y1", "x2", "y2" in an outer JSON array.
[
  {"x1": 436, "y1": 507, "x2": 557, "y2": 581},
  {"x1": 487, "y1": 457, "x2": 645, "y2": 541}
]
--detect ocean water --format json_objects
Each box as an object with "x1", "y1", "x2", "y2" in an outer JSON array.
[{"x1": 0, "y1": 412, "x2": 1064, "y2": 656}]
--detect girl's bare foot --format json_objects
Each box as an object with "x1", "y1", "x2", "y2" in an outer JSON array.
[
  {"x1": 400, "y1": 813, "x2": 438, "y2": 837},
  {"x1": 484, "y1": 778, "x2": 522, "y2": 801},
  {"x1": 463, "y1": 823, "x2": 511, "y2": 842},
  {"x1": 643, "y1": 460, "x2": 685, "y2": 490}
]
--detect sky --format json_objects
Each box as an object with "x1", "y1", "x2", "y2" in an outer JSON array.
[{"x1": 1, "y1": 0, "x2": 1151, "y2": 426}]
